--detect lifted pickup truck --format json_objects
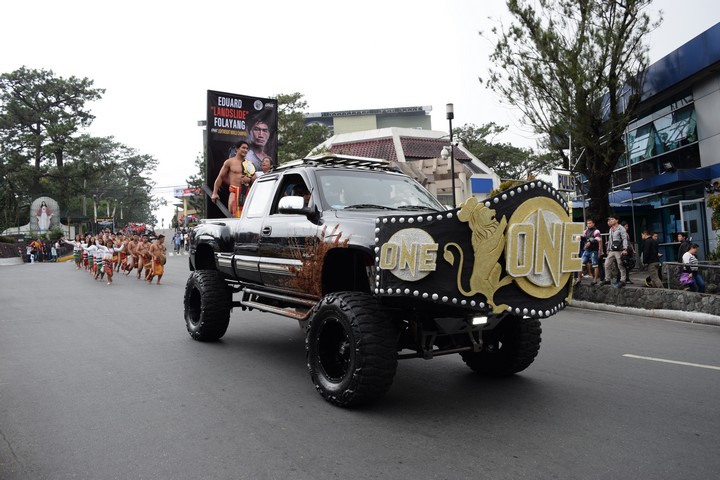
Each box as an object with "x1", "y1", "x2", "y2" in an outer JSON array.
[{"x1": 184, "y1": 154, "x2": 583, "y2": 407}]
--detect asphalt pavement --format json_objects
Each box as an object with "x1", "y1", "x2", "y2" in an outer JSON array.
[{"x1": 1, "y1": 253, "x2": 719, "y2": 479}]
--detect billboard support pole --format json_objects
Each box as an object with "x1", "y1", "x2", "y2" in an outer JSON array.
[{"x1": 201, "y1": 184, "x2": 231, "y2": 218}]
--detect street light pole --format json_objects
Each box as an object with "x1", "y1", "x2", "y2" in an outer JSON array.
[{"x1": 447, "y1": 103, "x2": 456, "y2": 208}]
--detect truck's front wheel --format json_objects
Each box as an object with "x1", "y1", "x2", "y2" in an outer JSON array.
[
  {"x1": 461, "y1": 315, "x2": 541, "y2": 377},
  {"x1": 184, "y1": 270, "x2": 232, "y2": 341},
  {"x1": 306, "y1": 292, "x2": 397, "y2": 407}
]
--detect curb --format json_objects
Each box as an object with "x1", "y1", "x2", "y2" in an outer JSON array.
[
  {"x1": 0, "y1": 257, "x2": 23, "y2": 266},
  {"x1": 569, "y1": 300, "x2": 720, "y2": 326}
]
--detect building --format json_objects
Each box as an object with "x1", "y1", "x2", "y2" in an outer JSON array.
[
  {"x1": 314, "y1": 127, "x2": 499, "y2": 206},
  {"x1": 582, "y1": 22, "x2": 720, "y2": 261},
  {"x1": 305, "y1": 106, "x2": 433, "y2": 136}
]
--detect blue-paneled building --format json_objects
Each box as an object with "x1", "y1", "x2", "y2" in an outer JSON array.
[{"x1": 582, "y1": 22, "x2": 720, "y2": 261}]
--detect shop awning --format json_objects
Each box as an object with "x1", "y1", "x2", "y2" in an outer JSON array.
[{"x1": 629, "y1": 164, "x2": 720, "y2": 193}]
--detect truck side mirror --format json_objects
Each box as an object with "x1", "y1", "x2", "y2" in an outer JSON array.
[{"x1": 278, "y1": 196, "x2": 310, "y2": 214}]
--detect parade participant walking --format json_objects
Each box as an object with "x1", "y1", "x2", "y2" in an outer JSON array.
[
  {"x1": 173, "y1": 233, "x2": 181, "y2": 255},
  {"x1": 72, "y1": 235, "x2": 83, "y2": 269},
  {"x1": 125, "y1": 235, "x2": 139, "y2": 275},
  {"x1": 103, "y1": 239, "x2": 124, "y2": 285},
  {"x1": 84, "y1": 238, "x2": 97, "y2": 274},
  {"x1": 92, "y1": 240, "x2": 106, "y2": 281},
  {"x1": 211, "y1": 140, "x2": 256, "y2": 218},
  {"x1": 115, "y1": 236, "x2": 126, "y2": 272},
  {"x1": 146, "y1": 234, "x2": 167, "y2": 285},
  {"x1": 600, "y1": 215, "x2": 629, "y2": 288},
  {"x1": 136, "y1": 235, "x2": 151, "y2": 280},
  {"x1": 82, "y1": 236, "x2": 92, "y2": 271}
]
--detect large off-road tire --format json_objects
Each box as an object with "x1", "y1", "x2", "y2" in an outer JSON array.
[
  {"x1": 306, "y1": 292, "x2": 398, "y2": 407},
  {"x1": 460, "y1": 315, "x2": 541, "y2": 377},
  {"x1": 184, "y1": 270, "x2": 232, "y2": 341}
]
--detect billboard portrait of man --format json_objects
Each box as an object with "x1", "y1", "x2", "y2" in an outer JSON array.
[{"x1": 205, "y1": 90, "x2": 278, "y2": 219}]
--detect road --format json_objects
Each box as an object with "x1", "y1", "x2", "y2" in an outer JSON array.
[{"x1": 1, "y1": 254, "x2": 719, "y2": 479}]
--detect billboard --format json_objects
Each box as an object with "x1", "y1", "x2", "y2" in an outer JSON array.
[{"x1": 205, "y1": 90, "x2": 278, "y2": 219}]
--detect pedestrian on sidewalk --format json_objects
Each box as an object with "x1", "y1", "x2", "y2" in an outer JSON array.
[
  {"x1": 681, "y1": 243, "x2": 705, "y2": 293},
  {"x1": 600, "y1": 215, "x2": 628, "y2": 288},
  {"x1": 677, "y1": 232, "x2": 692, "y2": 261},
  {"x1": 577, "y1": 218, "x2": 602, "y2": 286},
  {"x1": 642, "y1": 231, "x2": 663, "y2": 288}
]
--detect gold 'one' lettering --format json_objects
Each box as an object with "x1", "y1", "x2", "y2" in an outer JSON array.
[
  {"x1": 399, "y1": 242, "x2": 418, "y2": 276},
  {"x1": 506, "y1": 223, "x2": 534, "y2": 276},
  {"x1": 534, "y1": 212, "x2": 563, "y2": 287},
  {"x1": 562, "y1": 223, "x2": 584, "y2": 272},
  {"x1": 418, "y1": 244, "x2": 438, "y2": 271},
  {"x1": 380, "y1": 239, "x2": 438, "y2": 281},
  {"x1": 379, "y1": 243, "x2": 398, "y2": 270}
]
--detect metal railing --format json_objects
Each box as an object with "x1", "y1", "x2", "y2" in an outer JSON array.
[{"x1": 661, "y1": 261, "x2": 720, "y2": 292}]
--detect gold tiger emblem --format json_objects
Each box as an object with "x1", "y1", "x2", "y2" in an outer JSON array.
[{"x1": 443, "y1": 197, "x2": 512, "y2": 313}]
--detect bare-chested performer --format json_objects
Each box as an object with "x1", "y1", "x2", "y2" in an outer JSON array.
[
  {"x1": 146, "y1": 234, "x2": 167, "y2": 285},
  {"x1": 136, "y1": 234, "x2": 151, "y2": 280},
  {"x1": 211, "y1": 140, "x2": 256, "y2": 218},
  {"x1": 125, "y1": 234, "x2": 138, "y2": 275}
]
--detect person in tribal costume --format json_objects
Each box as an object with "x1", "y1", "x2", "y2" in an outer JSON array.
[
  {"x1": 72, "y1": 234, "x2": 83, "y2": 270},
  {"x1": 82, "y1": 236, "x2": 93, "y2": 271},
  {"x1": 83, "y1": 239, "x2": 97, "y2": 275},
  {"x1": 135, "y1": 234, "x2": 151, "y2": 280},
  {"x1": 92, "y1": 241, "x2": 106, "y2": 281},
  {"x1": 124, "y1": 235, "x2": 139, "y2": 276},
  {"x1": 115, "y1": 237, "x2": 125, "y2": 272},
  {"x1": 103, "y1": 239, "x2": 124, "y2": 285},
  {"x1": 146, "y1": 234, "x2": 167, "y2": 285}
]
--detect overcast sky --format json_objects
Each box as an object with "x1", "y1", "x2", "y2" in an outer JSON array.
[{"x1": 2, "y1": 0, "x2": 719, "y2": 226}]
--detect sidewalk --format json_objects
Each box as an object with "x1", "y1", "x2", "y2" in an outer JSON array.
[{"x1": 572, "y1": 267, "x2": 720, "y2": 326}]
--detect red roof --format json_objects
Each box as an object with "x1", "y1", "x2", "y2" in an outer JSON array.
[
  {"x1": 328, "y1": 138, "x2": 397, "y2": 161},
  {"x1": 399, "y1": 137, "x2": 470, "y2": 161},
  {"x1": 328, "y1": 136, "x2": 470, "y2": 162}
]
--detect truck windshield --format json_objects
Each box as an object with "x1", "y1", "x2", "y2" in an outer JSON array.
[{"x1": 315, "y1": 170, "x2": 444, "y2": 211}]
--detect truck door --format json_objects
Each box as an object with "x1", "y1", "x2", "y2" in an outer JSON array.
[
  {"x1": 258, "y1": 173, "x2": 319, "y2": 289},
  {"x1": 230, "y1": 175, "x2": 277, "y2": 284}
]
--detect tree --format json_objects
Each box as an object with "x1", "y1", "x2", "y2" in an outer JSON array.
[
  {"x1": 275, "y1": 92, "x2": 330, "y2": 163},
  {"x1": 485, "y1": 0, "x2": 660, "y2": 223},
  {"x1": 453, "y1": 122, "x2": 556, "y2": 180},
  {"x1": 0, "y1": 67, "x2": 104, "y2": 196},
  {"x1": 0, "y1": 68, "x2": 159, "y2": 232},
  {"x1": 184, "y1": 151, "x2": 206, "y2": 221}
]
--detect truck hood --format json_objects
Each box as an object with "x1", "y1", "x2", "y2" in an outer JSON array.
[{"x1": 324, "y1": 208, "x2": 441, "y2": 250}]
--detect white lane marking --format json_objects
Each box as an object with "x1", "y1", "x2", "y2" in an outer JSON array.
[{"x1": 624, "y1": 354, "x2": 720, "y2": 371}]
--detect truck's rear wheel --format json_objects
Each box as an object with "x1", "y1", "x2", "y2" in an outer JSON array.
[
  {"x1": 184, "y1": 270, "x2": 232, "y2": 341},
  {"x1": 461, "y1": 315, "x2": 541, "y2": 377},
  {"x1": 306, "y1": 292, "x2": 397, "y2": 407}
]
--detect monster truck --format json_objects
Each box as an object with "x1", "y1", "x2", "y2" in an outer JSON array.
[{"x1": 184, "y1": 154, "x2": 583, "y2": 407}]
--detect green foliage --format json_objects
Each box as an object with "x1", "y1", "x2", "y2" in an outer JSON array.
[
  {"x1": 484, "y1": 0, "x2": 660, "y2": 224},
  {"x1": 708, "y1": 193, "x2": 720, "y2": 227},
  {"x1": 489, "y1": 180, "x2": 526, "y2": 197},
  {"x1": 0, "y1": 67, "x2": 160, "y2": 231},
  {"x1": 274, "y1": 92, "x2": 330, "y2": 163},
  {"x1": 454, "y1": 122, "x2": 558, "y2": 179},
  {"x1": 184, "y1": 151, "x2": 206, "y2": 220},
  {"x1": 0, "y1": 235, "x2": 15, "y2": 244},
  {"x1": 707, "y1": 193, "x2": 720, "y2": 261}
]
